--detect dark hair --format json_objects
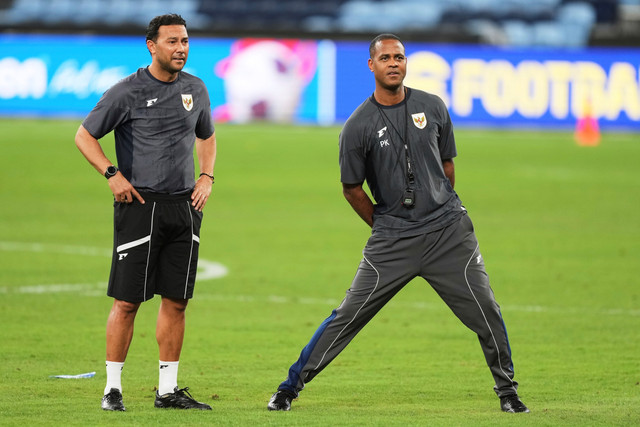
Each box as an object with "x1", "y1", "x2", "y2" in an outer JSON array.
[
  {"x1": 369, "y1": 33, "x2": 404, "y2": 58},
  {"x1": 145, "y1": 14, "x2": 187, "y2": 42}
]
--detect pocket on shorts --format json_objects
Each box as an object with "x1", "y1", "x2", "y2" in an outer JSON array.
[
  {"x1": 114, "y1": 201, "x2": 152, "y2": 236},
  {"x1": 189, "y1": 203, "x2": 203, "y2": 236}
]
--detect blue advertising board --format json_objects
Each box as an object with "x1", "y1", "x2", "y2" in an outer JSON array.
[
  {"x1": 1, "y1": 34, "x2": 639, "y2": 130},
  {"x1": 0, "y1": 34, "x2": 321, "y2": 123},
  {"x1": 335, "y1": 42, "x2": 640, "y2": 130}
]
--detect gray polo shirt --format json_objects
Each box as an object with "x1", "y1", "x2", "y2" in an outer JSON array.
[
  {"x1": 83, "y1": 67, "x2": 215, "y2": 194},
  {"x1": 339, "y1": 87, "x2": 464, "y2": 237}
]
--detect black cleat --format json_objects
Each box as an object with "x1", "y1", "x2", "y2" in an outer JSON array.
[
  {"x1": 101, "y1": 388, "x2": 126, "y2": 411},
  {"x1": 267, "y1": 390, "x2": 296, "y2": 411},
  {"x1": 154, "y1": 386, "x2": 212, "y2": 410},
  {"x1": 500, "y1": 394, "x2": 530, "y2": 413}
]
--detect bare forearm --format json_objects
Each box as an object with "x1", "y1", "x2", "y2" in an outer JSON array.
[
  {"x1": 196, "y1": 132, "x2": 217, "y2": 176},
  {"x1": 75, "y1": 125, "x2": 144, "y2": 203},
  {"x1": 75, "y1": 125, "x2": 112, "y2": 175},
  {"x1": 443, "y1": 158, "x2": 455, "y2": 189},
  {"x1": 343, "y1": 183, "x2": 374, "y2": 228},
  {"x1": 192, "y1": 132, "x2": 217, "y2": 211}
]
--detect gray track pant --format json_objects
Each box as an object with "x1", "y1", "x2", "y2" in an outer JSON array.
[{"x1": 278, "y1": 213, "x2": 520, "y2": 398}]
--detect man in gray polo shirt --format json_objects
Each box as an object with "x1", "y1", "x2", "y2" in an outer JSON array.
[
  {"x1": 267, "y1": 34, "x2": 529, "y2": 414},
  {"x1": 75, "y1": 14, "x2": 215, "y2": 411}
]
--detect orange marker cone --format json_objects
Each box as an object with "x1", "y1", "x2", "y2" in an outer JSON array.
[{"x1": 574, "y1": 100, "x2": 600, "y2": 146}]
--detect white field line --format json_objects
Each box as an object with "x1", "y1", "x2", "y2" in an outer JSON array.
[
  {"x1": 1, "y1": 284, "x2": 638, "y2": 317},
  {"x1": 194, "y1": 294, "x2": 640, "y2": 318},
  {"x1": 1, "y1": 241, "x2": 637, "y2": 317},
  {"x1": 0, "y1": 241, "x2": 112, "y2": 257},
  {"x1": 0, "y1": 241, "x2": 228, "y2": 282},
  {"x1": 0, "y1": 282, "x2": 106, "y2": 295}
]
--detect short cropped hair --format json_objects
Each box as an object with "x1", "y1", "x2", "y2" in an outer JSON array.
[
  {"x1": 369, "y1": 33, "x2": 404, "y2": 58},
  {"x1": 146, "y1": 14, "x2": 187, "y2": 42}
]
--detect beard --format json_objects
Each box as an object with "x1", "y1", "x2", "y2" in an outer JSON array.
[
  {"x1": 376, "y1": 72, "x2": 405, "y2": 92},
  {"x1": 381, "y1": 81, "x2": 402, "y2": 91},
  {"x1": 159, "y1": 57, "x2": 187, "y2": 74},
  {"x1": 379, "y1": 79, "x2": 403, "y2": 93}
]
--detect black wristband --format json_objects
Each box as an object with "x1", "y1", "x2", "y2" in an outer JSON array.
[{"x1": 199, "y1": 172, "x2": 214, "y2": 183}]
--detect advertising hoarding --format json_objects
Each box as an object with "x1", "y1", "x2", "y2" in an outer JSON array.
[{"x1": 1, "y1": 34, "x2": 638, "y2": 130}]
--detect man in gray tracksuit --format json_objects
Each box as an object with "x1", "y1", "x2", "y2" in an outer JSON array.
[{"x1": 267, "y1": 33, "x2": 529, "y2": 414}]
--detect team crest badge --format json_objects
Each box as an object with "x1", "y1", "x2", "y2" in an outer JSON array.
[
  {"x1": 181, "y1": 94, "x2": 193, "y2": 111},
  {"x1": 412, "y1": 112, "x2": 427, "y2": 129}
]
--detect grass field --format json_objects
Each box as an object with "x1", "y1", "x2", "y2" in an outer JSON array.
[{"x1": 0, "y1": 118, "x2": 638, "y2": 426}]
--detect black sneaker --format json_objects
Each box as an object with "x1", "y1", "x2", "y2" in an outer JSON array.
[
  {"x1": 154, "y1": 386, "x2": 212, "y2": 410},
  {"x1": 267, "y1": 390, "x2": 296, "y2": 411},
  {"x1": 101, "y1": 388, "x2": 126, "y2": 411},
  {"x1": 500, "y1": 394, "x2": 530, "y2": 413}
]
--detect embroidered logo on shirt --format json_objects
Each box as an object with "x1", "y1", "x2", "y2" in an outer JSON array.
[
  {"x1": 377, "y1": 126, "x2": 387, "y2": 137},
  {"x1": 379, "y1": 139, "x2": 390, "y2": 148},
  {"x1": 412, "y1": 112, "x2": 427, "y2": 129},
  {"x1": 181, "y1": 94, "x2": 193, "y2": 111},
  {"x1": 146, "y1": 98, "x2": 158, "y2": 107}
]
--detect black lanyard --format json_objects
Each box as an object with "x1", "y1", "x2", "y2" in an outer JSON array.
[{"x1": 376, "y1": 88, "x2": 414, "y2": 187}]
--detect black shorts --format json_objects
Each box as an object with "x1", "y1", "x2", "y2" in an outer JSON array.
[{"x1": 107, "y1": 191, "x2": 203, "y2": 303}]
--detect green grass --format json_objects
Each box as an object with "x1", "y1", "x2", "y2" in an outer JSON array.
[{"x1": 0, "y1": 118, "x2": 638, "y2": 426}]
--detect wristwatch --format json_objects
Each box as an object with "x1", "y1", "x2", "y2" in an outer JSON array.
[{"x1": 104, "y1": 165, "x2": 119, "y2": 179}]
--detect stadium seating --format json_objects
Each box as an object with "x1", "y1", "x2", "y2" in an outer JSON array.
[{"x1": 0, "y1": 0, "x2": 636, "y2": 47}]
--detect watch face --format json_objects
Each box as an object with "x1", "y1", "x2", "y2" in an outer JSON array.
[{"x1": 105, "y1": 166, "x2": 118, "y2": 178}]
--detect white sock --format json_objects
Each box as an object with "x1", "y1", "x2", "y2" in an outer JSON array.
[
  {"x1": 104, "y1": 361, "x2": 124, "y2": 395},
  {"x1": 158, "y1": 360, "x2": 179, "y2": 395}
]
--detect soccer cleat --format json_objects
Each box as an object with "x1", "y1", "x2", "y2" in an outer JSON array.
[
  {"x1": 101, "y1": 388, "x2": 126, "y2": 411},
  {"x1": 154, "y1": 386, "x2": 212, "y2": 410},
  {"x1": 500, "y1": 394, "x2": 530, "y2": 413},
  {"x1": 267, "y1": 389, "x2": 296, "y2": 411}
]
